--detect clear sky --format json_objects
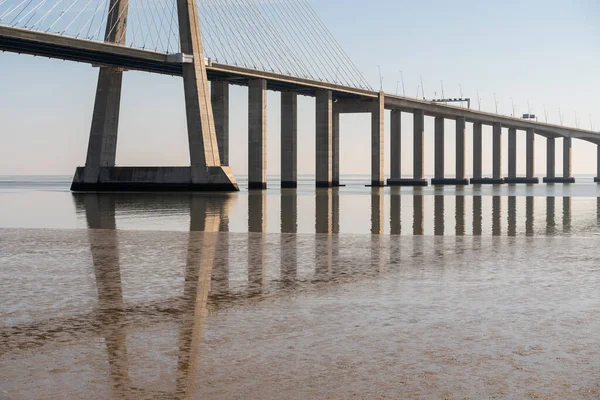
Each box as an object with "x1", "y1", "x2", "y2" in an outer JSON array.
[{"x1": 0, "y1": 0, "x2": 598, "y2": 177}]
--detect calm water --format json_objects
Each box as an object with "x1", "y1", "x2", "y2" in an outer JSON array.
[{"x1": 1, "y1": 176, "x2": 599, "y2": 399}]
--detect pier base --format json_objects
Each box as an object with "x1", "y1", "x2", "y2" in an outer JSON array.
[
  {"x1": 431, "y1": 178, "x2": 469, "y2": 186},
  {"x1": 316, "y1": 181, "x2": 334, "y2": 188},
  {"x1": 470, "y1": 178, "x2": 505, "y2": 185},
  {"x1": 387, "y1": 178, "x2": 428, "y2": 187},
  {"x1": 595, "y1": 177, "x2": 600, "y2": 183},
  {"x1": 71, "y1": 166, "x2": 239, "y2": 191},
  {"x1": 543, "y1": 177, "x2": 576, "y2": 184},
  {"x1": 504, "y1": 177, "x2": 540, "y2": 184},
  {"x1": 281, "y1": 181, "x2": 298, "y2": 189}
]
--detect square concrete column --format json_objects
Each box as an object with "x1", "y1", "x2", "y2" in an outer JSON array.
[
  {"x1": 333, "y1": 110, "x2": 340, "y2": 186},
  {"x1": 434, "y1": 116, "x2": 444, "y2": 180},
  {"x1": 414, "y1": 109, "x2": 425, "y2": 180},
  {"x1": 211, "y1": 80, "x2": 229, "y2": 166},
  {"x1": 596, "y1": 144, "x2": 600, "y2": 183},
  {"x1": 546, "y1": 137, "x2": 556, "y2": 179},
  {"x1": 387, "y1": 109, "x2": 425, "y2": 186},
  {"x1": 563, "y1": 137, "x2": 572, "y2": 178},
  {"x1": 248, "y1": 79, "x2": 267, "y2": 189},
  {"x1": 507, "y1": 127, "x2": 517, "y2": 179},
  {"x1": 472, "y1": 122, "x2": 483, "y2": 179},
  {"x1": 390, "y1": 109, "x2": 401, "y2": 181},
  {"x1": 492, "y1": 123, "x2": 502, "y2": 180},
  {"x1": 371, "y1": 92, "x2": 385, "y2": 186},
  {"x1": 526, "y1": 128, "x2": 535, "y2": 179},
  {"x1": 281, "y1": 91, "x2": 297, "y2": 188},
  {"x1": 456, "y1": 116, "x2": 466, "y2": 180},
  {"x1": 316, "y1": 90, "x2": 333, "y2": 187}
]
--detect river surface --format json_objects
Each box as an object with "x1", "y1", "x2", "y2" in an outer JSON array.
[{"x1": 1, "y1": 176, "x2": 599, "y2": 399}]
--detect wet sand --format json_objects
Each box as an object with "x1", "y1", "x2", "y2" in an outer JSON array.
[{"x1": 1, "y1": 229, "x2": 599, "y2": 399}]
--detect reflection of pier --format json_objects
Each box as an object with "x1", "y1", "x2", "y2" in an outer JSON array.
[
  {"x1": 382, "y1": 193, "x2": 578, "y2": 237},
  {"x1": 281, "y1": 189, "x2": 298, "y2": 285},
  {"x1": 526, "y1": 196, "x2": 534, "y2": 236},
  {"x1": 84, "y1": 193, "x2": 232, "y2": 398},
  {"x1": 82, "y1": 195, "x2": 131, "y2": 397},
  {"x1": 74, "y1": 191, "x2": 592, "y2": 239},
  {"x1": 371, "y1": 187, "x2": 385, "y2": 272},
  {"x1": 248, "y1": 190, "x2": 267, "y2": 293},
  {"x1": 3, "y1": 190, "x2": 599, "y2": 398},
  {"x1": 315, "y1": 188, "x2": 334, "y2": 279},
  {"x1": 5, "y1": 191, "x2": 594, "y2": 347}
]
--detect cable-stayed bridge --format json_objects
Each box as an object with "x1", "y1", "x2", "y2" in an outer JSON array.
[{"x1": 1, "y1": 0, "x2": 599, "y2": 190}]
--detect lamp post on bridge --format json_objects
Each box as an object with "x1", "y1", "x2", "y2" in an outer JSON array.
[
  {"x1": 399, "y1": 70, "x2": 406, "y2": 97},
  {"x1": 494, "y1": 93, "x2": 499, "y2": 114}
]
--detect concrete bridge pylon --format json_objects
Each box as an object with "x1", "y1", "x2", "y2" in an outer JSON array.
[{"x1": 71, "y1": 0, "x2": 238, "y2": 191}]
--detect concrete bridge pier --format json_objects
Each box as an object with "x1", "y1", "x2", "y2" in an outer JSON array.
[
  {"x1": 386, "y1": 109, "x2": 402, "y2": 185},
  {"x1": 316, "y1": 90, "x2": 333, "y2": 187},
  {"x1": 431, "y1": 116, "x2": 445, "y2": 184},
  {"x1": 211, "y1": 80, "x2": 229, "y2": 166},
  {"x1": 248, "y1": 79, "x2": 267, "y2": 189},
  {"x1": 492, "y1": 123, "x2": 504, "y2": 183},
  {"x1": 471, "y1": 122, "x2": 504, "y2": 184},
  {"x1": 432, "y1": 116, "x2": 468, "y2": 185},
  {"x1": 388, "y1": 109, "x2": 428, "y2": 186},
  {"x1": 563, "y1": 137, "x2": 574, "y2": 182},
  {"x1": 370, "y1": 92, "x2": 385, "y2": 187},
  {"x1": 505, "y1": 128, "x2": 517, "y2": 182},
  {"x1": 281, "y1": 91, "x2": 297, "y2": 188},
  {"x1": 504, "y1": 128, "x2": 539, "y2": 183},
  {"x1": 544, "y1": 137, "x2": 575, "y2": 183},
  {"x1": 332, "y1": 110, "x2": 340, "y2": 186},
  {"x1": 595, "y1": 144, "x2": 600, "y2": 183},
  {"x1": 413, "y1": 109, "x2": 427, "y2": 185},
  {"x1": 526, "y1": 128, "x2": 538, "y2": 183},
  {"x1": 544, "y1": 137, "x2": 556, "y2": 182},
  {"x1": 471, "y1": 122, "x2": 483, "y2": 183},
  {"x1": 504, "y1": 127, "x2": 537, "y2": 183},
  {"x1": 455, "y1": 117, "x2": 468, "y2": 184}
]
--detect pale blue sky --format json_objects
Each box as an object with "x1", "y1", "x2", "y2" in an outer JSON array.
[{"x1": 0, "y1": 0, "x2": 598, "y2": 177}]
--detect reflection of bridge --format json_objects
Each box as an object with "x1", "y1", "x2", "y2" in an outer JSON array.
[
  {"x1": 2, "y1": 190, "x2": 599, "y2": 397},
  {"x1": 1, "y1": 0, "x2": 600, "y2": 190}
]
